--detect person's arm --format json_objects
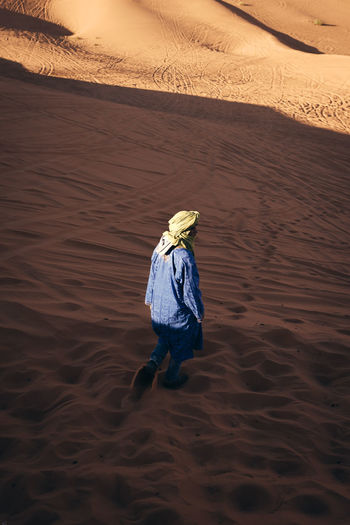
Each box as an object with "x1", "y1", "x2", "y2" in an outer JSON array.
[
  {"x1": 145, "y1": 250, "x2": 158, "y2": 306},
  {"x1": 178, "y1": 253, "x2": 204, "y2": 321}
]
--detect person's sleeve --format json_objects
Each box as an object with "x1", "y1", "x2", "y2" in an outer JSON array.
[
  {"x1": 145, "y1": 250, "x2": 157, "y2": 305},
  {"x1": 177, "y1": 254, "x2": 204, "y2": 321}
]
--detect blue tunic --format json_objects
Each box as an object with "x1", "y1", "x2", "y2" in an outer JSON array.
[{"x1": 145, "y1": 247, "x2": 204, "y2": 363}]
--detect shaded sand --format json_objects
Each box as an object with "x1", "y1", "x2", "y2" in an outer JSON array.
[{"x1": 1, "y1": 1, "x2": 350, "y2": 524}]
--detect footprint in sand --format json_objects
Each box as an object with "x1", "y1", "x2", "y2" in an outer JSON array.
[
  {"x1": 230, "y1": 483, "x2": 273, "y2": 512},
  {"x1": 289, "y1": 494, "x2": 330, "y2": 517}
]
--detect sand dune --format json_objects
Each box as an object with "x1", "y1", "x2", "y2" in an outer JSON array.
[
  {"x1": 1, "y1": 0, "x2": 349, "y2": 132},
  {"x1": 1, "y1": 1, "x2": 350, "y2": 524}
]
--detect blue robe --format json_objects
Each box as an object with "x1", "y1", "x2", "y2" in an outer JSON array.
[{"x1": 145, "y1": 247, "x2": 204, "y2": 363}]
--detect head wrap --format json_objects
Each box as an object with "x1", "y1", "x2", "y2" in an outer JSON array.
[{"x1": 156, "y1": 210, "x2": 200, "y2": 256}]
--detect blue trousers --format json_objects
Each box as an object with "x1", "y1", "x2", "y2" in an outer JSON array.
[{"x1": 150, "y1": 339, "x2": 181, "y2": 382}]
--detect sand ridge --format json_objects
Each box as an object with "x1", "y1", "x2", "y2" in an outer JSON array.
[
  {"x1": 1, "y1": 0, "x2": 350, "y2": 131},
  {"x1": 1, "y1": 1, "x2": 350, "y2": 524}
]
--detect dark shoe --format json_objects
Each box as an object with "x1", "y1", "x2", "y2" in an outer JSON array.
[
  {"x1": 163, "y1": 373, "x2": 188, "y2": 389},
  {"x1": 134, "y1": 360, "x2": 157, "y2": 387}
]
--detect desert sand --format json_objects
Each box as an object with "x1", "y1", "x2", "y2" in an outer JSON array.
[{"x1": 0, "y1": 1, "x2": 350, "y2": 524}]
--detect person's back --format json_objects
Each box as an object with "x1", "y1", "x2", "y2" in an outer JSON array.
[{"x1": 147, "y1": 247, "x2": 202, "y2": 324}]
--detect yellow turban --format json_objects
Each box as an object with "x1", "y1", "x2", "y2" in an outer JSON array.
[{"x1": 163, "y1": 210, "x2": 200, "y2": 254}]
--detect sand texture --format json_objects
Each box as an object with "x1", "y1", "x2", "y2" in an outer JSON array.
[{"x1": 1, "y1": 1, "x2": 350, "y2": 524}]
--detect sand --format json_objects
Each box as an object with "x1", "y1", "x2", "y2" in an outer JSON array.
[{"x1": 1, "y1": 1, "x2": 350, "y2": 524}]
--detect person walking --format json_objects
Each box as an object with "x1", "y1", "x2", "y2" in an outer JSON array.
[{"x1": 138, "y1": 210, "x2": 204, "y2": 389}]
